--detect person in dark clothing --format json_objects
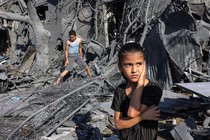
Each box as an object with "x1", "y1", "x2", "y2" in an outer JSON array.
[{"x1": 111, "y1": 42, "x2": 163, "y2": 140}]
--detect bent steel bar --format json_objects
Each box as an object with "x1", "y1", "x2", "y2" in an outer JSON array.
[
  {"x1": 6, "y1": 76, "x2": 103, "y2": 140},
  {"x1": 44, "y1": 86, "x2": 102, "y2": 137}
]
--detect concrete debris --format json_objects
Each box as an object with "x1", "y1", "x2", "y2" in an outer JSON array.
[
  {"x1": 170, "y1": 118, "x2": 203, "y2": 140},
  {"x1": 40, "y1": 132, "x2": 76, "y2": 140}
]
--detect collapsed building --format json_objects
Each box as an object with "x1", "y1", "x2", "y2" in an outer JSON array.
[
  {"x1": 0, "y1": 0, "x2": 210, "y2": 139},
  {"x1": 0, "y1": 0, "x2": 209, "y2": 90}
]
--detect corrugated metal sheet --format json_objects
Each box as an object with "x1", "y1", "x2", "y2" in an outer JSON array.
[{"x1": 143, "y1": 9, "x2": 210, "y2": 89}]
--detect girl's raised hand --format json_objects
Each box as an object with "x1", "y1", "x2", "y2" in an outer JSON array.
[{"x1": 137, "y1": 62, "x2": 146, "y2": 86}]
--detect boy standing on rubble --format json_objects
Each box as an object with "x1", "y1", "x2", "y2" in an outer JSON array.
[{"x1": 53, "y1": 30, "x2": 92, "y2": 85}]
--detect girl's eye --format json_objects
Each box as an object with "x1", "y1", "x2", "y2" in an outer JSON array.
[
  {"x1": 124, "y1": 64, "x2": 131, "y2": 67},
  {"x1": 136, "y1": 63, "x2": 142, "y2": 66}
]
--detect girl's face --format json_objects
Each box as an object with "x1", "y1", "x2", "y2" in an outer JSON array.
[{"x1": 119, "y1": 52, "x2": 145, "y2": 83}]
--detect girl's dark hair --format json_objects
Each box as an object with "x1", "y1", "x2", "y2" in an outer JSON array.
[{"x1": 118, "y1": 42, "x2": 145, "y2": 64}]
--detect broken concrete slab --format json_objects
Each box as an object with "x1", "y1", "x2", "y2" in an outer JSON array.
[
  {"x1": 40, "y1": 131, "x2": 76, "y2": 140},
  {"x1": 170, "y1": 118, "x2": 202, "y2": 140}
]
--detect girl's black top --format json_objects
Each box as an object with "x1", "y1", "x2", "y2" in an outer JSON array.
[{"x1": 111, "y1": 80, "x2": 163, "y2": 140}]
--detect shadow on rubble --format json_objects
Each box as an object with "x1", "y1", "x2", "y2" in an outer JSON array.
[
  {"x1": 71, "y1": 111, "x2": 118, "y2": 140},
  {"x1": 72, "y1": 112, "x2": 101, "y2": 140}
]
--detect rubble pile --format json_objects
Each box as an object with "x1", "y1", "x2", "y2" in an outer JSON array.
[{"x1": 0, "y1": 0, "x2": 210, "y2": 140}]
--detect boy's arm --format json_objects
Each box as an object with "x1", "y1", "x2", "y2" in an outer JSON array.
[
  {"x1": 79, "y1": 40, "x2": 83, "y2": 58},
  {"x1": 65, "y1": 40, "x2": 70, "y2": 66},
  {"x1": 115, "y1": 105, "x2": 159, "y2": 130}
]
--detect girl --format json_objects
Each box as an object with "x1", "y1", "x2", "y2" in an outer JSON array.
[{"x1": 111, "y1": 42, "x2": 163, "y2": 140}]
